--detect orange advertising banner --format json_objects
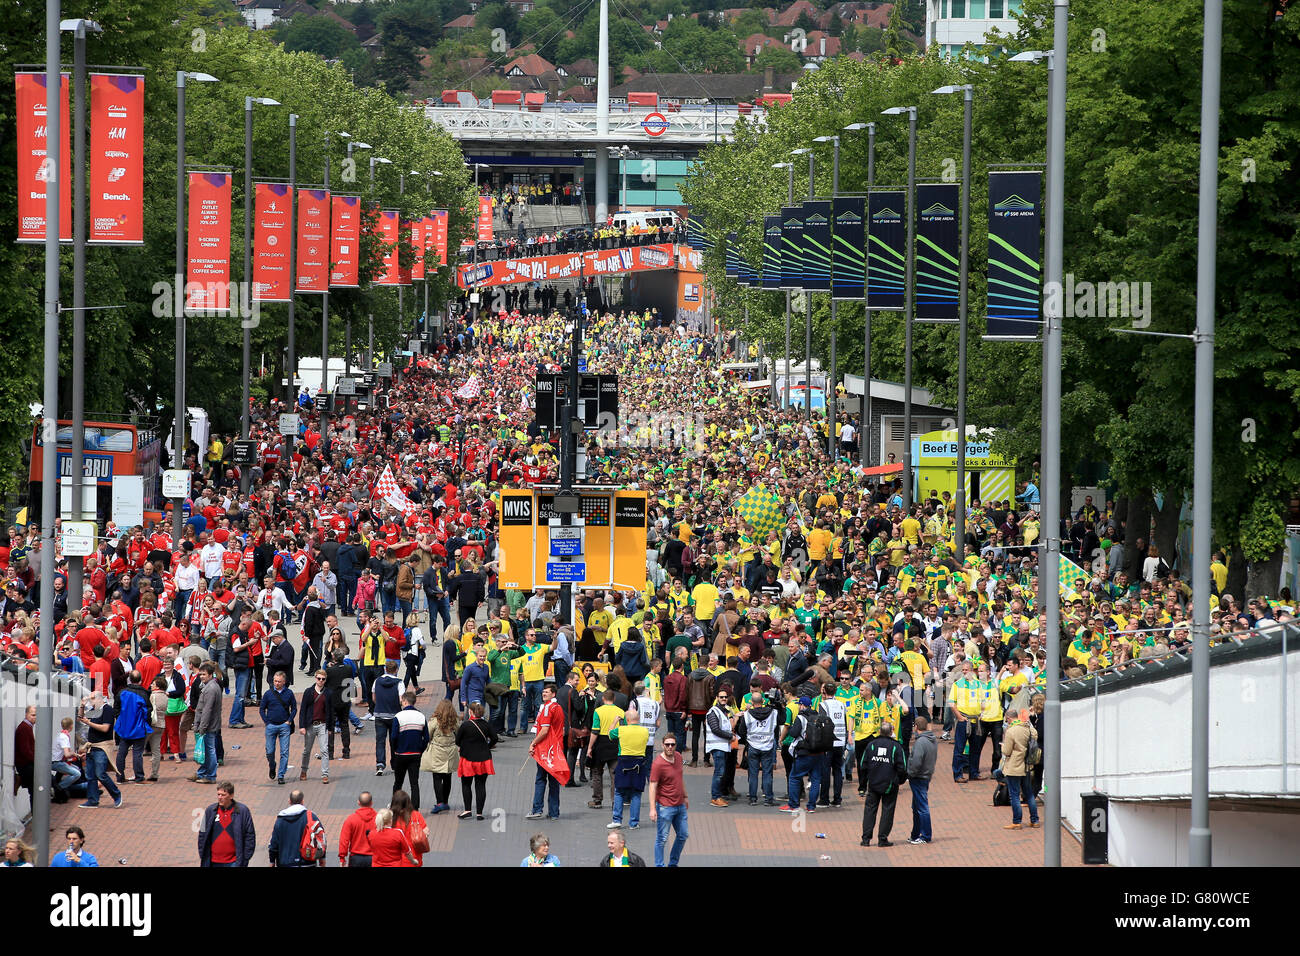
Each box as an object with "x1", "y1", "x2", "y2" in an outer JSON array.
[
  {"x1": 431, "y1": 210, "x2": 448, "y2": 266},
  {"x1": 185, "y1": 172, "x2": 231, "y2": 313},
  {"x1": 330, "y1": 195, "x2": 360, "y2": 287},
  {"x1": 477, "y1": 196, "x2": 493, "y2": 242},
  {"x1": 374, "y1": 209, "x2": 400, "y2": 286},
  {"x1": 295, "y1": 188, "x2": 329, "y2": 292},
  {"x1": 410, "y1": 217, "x2": 425, "y2": 281},
  {"x1": 252, "y1": 182, "x2": 292, "y2": 302},
  {"x1": 14, "y1": 72, "x2": 72, "y2": 243},
  {"x1": 88, "y1": 73, "x2": 144, "y2": 244}
]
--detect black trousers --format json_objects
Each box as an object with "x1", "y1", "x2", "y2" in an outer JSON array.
[
  {"x1": 461, "y1": 774, "x2": 488, "y2": 813},
  {"x1": 861, "y1": 789, "x2": 898, "y2": 843},
  {"x1": 430, "y1": 772, "x2": 453, "y2": 806},
  {"x1": 327, "y1": 703, "x2": 351, "y2": 757},
  {"x1": 392, "y1": 753, "x2": 421, "y2": 809}
]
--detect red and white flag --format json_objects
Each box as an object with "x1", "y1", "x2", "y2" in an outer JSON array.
[
  {"x1": 456, "y1": 375, "x2": 482, "y2": 400},
  {"x1": 373, "y1": 464, "x2": 416, "y2": 518}
]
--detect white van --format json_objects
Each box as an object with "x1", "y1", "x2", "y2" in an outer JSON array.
[{"x1": 610, "y1": 209, "x2": 677, "y2": 231}]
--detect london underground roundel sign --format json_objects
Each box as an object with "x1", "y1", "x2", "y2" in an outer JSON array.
[{"x1": 641, "y1": 112, "x2": 669, "y2": 136}]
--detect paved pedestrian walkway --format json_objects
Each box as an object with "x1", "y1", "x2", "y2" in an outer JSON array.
[{"x1": 46, "y1": 627, "x2": 1085, "y2": 867}]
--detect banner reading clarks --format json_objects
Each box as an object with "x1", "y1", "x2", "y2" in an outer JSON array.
[
  {"x1": 88, "y1": 74, "x2": 144, "y2": 245},
  {"x1": 252, "y1": 182, "x2": 291, "y2": 302},
  {"x1": 15, "y1": 72, "x2": 72, "y2": 243},
  {"x1": 185, "y1": 172, "x2": 231, "y2": 313},
  {"x1": 295, "y1": 188, "x2": 329, "y2": 292},
  {"x1": 330, "y1": 195, "x2": 360, "y2": 287},
  {"x1": 455, "y1": 243, "x2": 680, "y2": 289}
]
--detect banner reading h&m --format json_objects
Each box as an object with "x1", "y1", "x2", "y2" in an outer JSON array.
[
  {"x1": 88, "y1": 73, "x2": 144, "y2": 245},
  {"x1": 15, "y1": 72, "x2": 72, "y2": 243}
]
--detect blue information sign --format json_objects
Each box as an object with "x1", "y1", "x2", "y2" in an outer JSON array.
[
  {"x1": 546, "y1": 562, "x2": 586, "y2": 582},
  {"x1": 549, "y1": 537, "x2": 583, "y2": 557}
]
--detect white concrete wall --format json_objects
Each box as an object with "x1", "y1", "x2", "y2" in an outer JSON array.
[
  {"x1": 1060, "y1": 644, "x2": 1300, "y2": 853},
  {"x1": 1109, "y1": 802, "x2": 1300, "y2": 867}
]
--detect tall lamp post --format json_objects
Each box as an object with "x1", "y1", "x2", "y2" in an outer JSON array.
[
  {"x1": 843, "y1": 122, "x2": 873, "y2": 465},
  {"x1": 370, "y1": 155, "x2": 392, "y2": 359},
  {"x1": 174, "y1": 70, "x2": 217, "y2": 541},
  {"x1": 242, "y1": 95, "x2": 281, "y2": 496},
  {"x1": 792, "y1": 146, "x2": 815, "y2": 424},
  {"x1": 931, "y1": 83, "x2": 973, "y2": 558},
  {"x1": 771, "y1": 161, "x2": 795, "y2": 410},
  {"x1": 61, "y1": 17, "x2": 101, "y2": 607},
  {"x1": 346, "y1": 140, "x2": 371, "y2": 378},
  {"x1": 1039, "y1": 0, "x2": 1069, "y2": 868},
  {"x1": 813, "y1": 133, "x2": 839, "y2": 456},
  {"x1": 881, "y1": 104, "x2": 917, "y2": 510}
]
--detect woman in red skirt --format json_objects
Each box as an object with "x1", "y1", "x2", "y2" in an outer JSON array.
[{"x1": 454, "y1": 701, "x2": 498, "y2": 820}]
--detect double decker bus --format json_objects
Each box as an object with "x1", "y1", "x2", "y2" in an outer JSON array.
[{"x1": 27, "y1": 419, "x2": 163, "y2": 526}]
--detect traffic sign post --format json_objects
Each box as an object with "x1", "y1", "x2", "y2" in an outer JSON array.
[
  {"x1": 279, "y1": 413, "x2": 300, "y2": 436},
  {"x1": 162, "y1": 469, "x2": 190, "y2": 499},
  {"x1": 497, "y1": 489, "x2": 647, "y2": 591},
  {"x1": 336, "y1": 377, "x2": 356, "y2": 395},
  {"x1": 61, "y1": 521, "x2": 97, "y2": 558},
  {"x1": 534, "y1": 373, "x2": 617, "y2": 431}
]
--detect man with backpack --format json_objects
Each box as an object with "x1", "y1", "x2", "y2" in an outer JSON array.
[
  {"x1": 860, "y1": 721, "x2": 908, "y2": 848},
  {"x1": 268, "y1": 789, "x2": 326, "y2": 867},
  {"x1": 814, "y1": 682, "x2": 850, "y2": 808},
  {"x1": 780, "y1": 695, "x2": 833, "y2": 813}
]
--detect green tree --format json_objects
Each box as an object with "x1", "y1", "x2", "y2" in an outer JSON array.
[
  {"x1": 478, "y1": 1, "x2": 522, "y2": 48},
  {"x1": 753, "y1": 44, "x2": 802, "y2": 74},
  {"x1": 377, "y1": 30, "x2": 424, "y2": 94},
  {"x1": 518, "y1": 6, "x2": 567, "y2": 62},
  {"x1": 827, "y1": 12, "x2": 843, "y2": 36},
  {"x1": 684, "y1": 0, "x2": 1300, "y2": 595},
  {"x1": 276, "y1": 15, "x2": 364, "y2": 58}
]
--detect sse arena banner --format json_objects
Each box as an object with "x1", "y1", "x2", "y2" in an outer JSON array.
[
  {"x1": 986, "y1": 170, "x2": 1043, "y2": 339},
  {"x1": 88, "y1": 74, "x2": 145, "y2": 245},
  {"x1": 914, "y1": 183, "x2": 960, "y2": 322},
  {"x1": 456, "y1": 243, "x2": 680, "y2": 289}
]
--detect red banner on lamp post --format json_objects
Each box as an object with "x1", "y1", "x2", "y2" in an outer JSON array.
[
  {"x1": 185, "y1": 172, "x2": 231, "y2": 313},
  {"x1": 88, "y1": 73, "x2": 144, "y2": 245},
  {"x1": 15, "y1": 72, "x2": 72, "y2": 243},
  {"x1": 252, "y1": 182, "x2": 291, "y2": 302},
  {"x1": 330, "y1": 194, "x2": 360, "y2": 287},
  {"x1": 374, "y1": 209, "x2": 400, "y2": 286},
  {"x1": 477, "y1": 196, "x2": 493, "y2": 241},
  {"x1": 295, "y1": 188, "x2": 330, "y2": 292},
  {"x1": 410, "y1": 217, "x2": 425, "y2": 281},
  {"x1": 432, "y1": 210, "x2": 449, "y2": 267}
]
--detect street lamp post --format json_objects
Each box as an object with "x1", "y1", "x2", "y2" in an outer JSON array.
[
  {"x1": 793, "y1": 147, "x2": 814, "y2": 425},
  {"x1": 62, "y1": 17, "x2": 101, "y2": 607},
  {"x1": 814, "y1": 134, "x2": 840, "y2": 457},
  {"x1": 772, "y1": 161, "x2": 795, "y2": 410},
  {"x1": 174, "y1": 70, "x2": 217, "y2": 542},
  {"x1": 1040, "y1": 0, "x2": 1069, "y2": 868},
  {"x1": 932, "y1": 83, "x2": 973, "y2": 558},
  {"x1": 371, "y1": 155, "x2": 392, "y2": 373},
  {"x1": 243, "y1": 95, "x2": 281, "y2": 496},
  {"x1": 37, "y1": 0, "x2": 63, "y2": 868},
  {"x1": 346, "y1": 140, "x2": 371, "y2": 379},
  {"x1": 284, "y1": 113, "x2": 297, "y2": 469},
  {"x1": 882, "y1": 105, "x2": 917, "y2": 510},
  {"x1": 843, "y1": 121, "x2": 874, "y2": 466}
]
